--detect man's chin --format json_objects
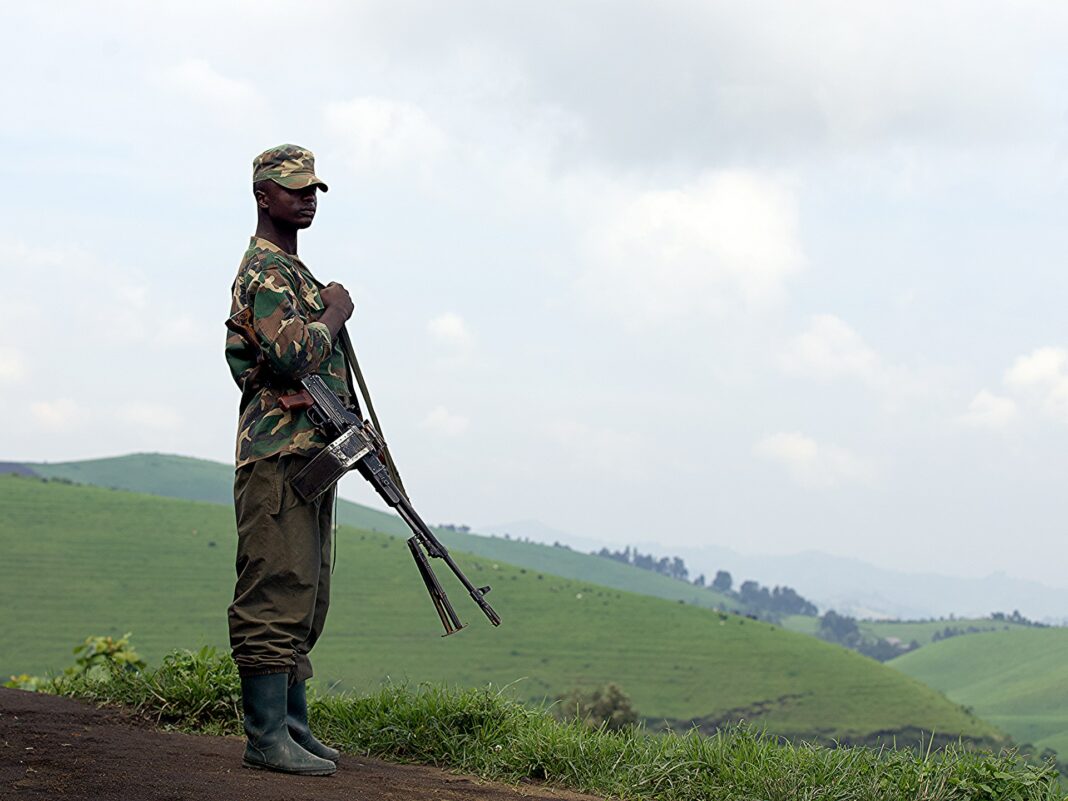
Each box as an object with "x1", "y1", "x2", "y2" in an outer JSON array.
[{"x1": 294, "y1": 217, "x2": 315, "y2": 229}]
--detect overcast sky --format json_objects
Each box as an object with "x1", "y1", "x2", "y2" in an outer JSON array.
[{"x1": 3, "y1": 1, "x2": 1067, "y2": 586}]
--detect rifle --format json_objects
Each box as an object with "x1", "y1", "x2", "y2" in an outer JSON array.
[{"x1": 291, "y1": 374, "x2": 501, "y2": 635}]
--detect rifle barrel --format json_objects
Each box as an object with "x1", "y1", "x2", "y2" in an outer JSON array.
[{"x1": 396, "y1": 499, "x2": 502, "y2": 627}]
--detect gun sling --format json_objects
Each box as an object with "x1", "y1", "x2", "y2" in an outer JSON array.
[{"x1": 337, "y1": 327, "x2": 407, "y2": 499}]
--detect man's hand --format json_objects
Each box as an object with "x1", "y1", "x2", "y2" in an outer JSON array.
[
  {"x1": 321, "y1": 282, "x2": 354, "y2": 318},
  {"x1": 319, "y1": 282, "x2": 354, "y2": 339}
]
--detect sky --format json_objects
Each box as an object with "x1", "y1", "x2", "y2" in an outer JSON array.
[{"x1": 2, "y1": 1, "x2": 1067, "y2": 587}]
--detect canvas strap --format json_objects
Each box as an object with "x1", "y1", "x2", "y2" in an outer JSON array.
[{"x1": 338, "y1": 326, "x2": 409, "y2": 501}]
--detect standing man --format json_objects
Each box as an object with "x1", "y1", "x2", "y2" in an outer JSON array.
[{"x1": 224, "y1": 144, "x2": 354, "y2": 776}]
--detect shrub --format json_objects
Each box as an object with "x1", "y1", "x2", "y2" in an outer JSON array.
[{"x1": 554, "y1": 682, "x2": 639, "y2": 730}]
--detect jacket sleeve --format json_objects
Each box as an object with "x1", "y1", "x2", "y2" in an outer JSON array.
[{"x1": 249, "y1": 267, "x2": 333, "y2": 380}]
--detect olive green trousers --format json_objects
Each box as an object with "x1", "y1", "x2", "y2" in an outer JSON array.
[{"x1": 228, "y1": 454, "x2": 334, "y2": 682}]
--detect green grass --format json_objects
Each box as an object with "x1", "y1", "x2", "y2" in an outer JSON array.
[
  {"x1": 43, "y1": 648, "x2": 1063, "y2": 801},
  {"x1": 29, "y1": 452, "x2": 407, "y2": 536},
  {"x1": 0, "y1": 475, "x2": 1004, "y2": 747},
  {"x1": 28, "y1": 453, "x2": 742, "y2": 612},
  {"x1": 892, "y1": 629, "x2": 1068, "y2": 756}
]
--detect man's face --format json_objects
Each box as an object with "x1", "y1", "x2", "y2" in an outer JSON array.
[{"x1": 257, "y1": 182, "x2": 318, "y2": 228}]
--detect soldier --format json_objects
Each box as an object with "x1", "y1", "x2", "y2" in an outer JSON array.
[{"x1": 224, "y1": 144, "x2": 354, "y2": 776}]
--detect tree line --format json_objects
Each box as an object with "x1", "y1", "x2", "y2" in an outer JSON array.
[
  {"x1": 595, "y1": 546, "x2": 691, "y2": 581},
  {"x1": 817, "y1": 610, "x2": 918, "y2": 662},
  {"x1": 593, "y1": 547, "x2": 819, "y2": 619}
]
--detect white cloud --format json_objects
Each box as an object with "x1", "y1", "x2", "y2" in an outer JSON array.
[
  {"x1": 325, "y1": 97, "x2": 447, "y2": 172},
  {"x1": 964, "y1": 347, "x2": 1068, "y2": 429},
  {"x1": 579, "y1": 170, "x2": 803, "y2": 322},
  {"x1": 422, "y1": 406, "x2": 470, "y2": 437},
  {"x1": 780, "y1": 314, "x2": 927, "y2": 405},
  {"x1": 0, "y1": 346, "x2": 26, "y2": 384},
  {"x1": 755, "y1": 432, "x2": 871, "y2": 490},
  {"x1": 1005, "y1": 347, "x2": 1068, "y2": 389},
  {"x1": 427, "y1": 312, "x2": 473, "y2": 348},
  {"x1": 1003, "y1": 346, "x2": 1068, "y2": 422},
  {"x1": 118, "y1": 402, "x2": 183, "y2": 431},
  {"x1": 31, "y1": 399, "x2": 83, "y2": 432},
  {"x1": 161, "y1": 59, "x2": 262, "y2": 114},
  {"x1": 959, "y1": 390, "x2": 1018, "y2": 429},
  {"x1": 782, "y1": 315, "x2": 881, "y2": 383}
]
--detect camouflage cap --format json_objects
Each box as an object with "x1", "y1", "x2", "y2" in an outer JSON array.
[{"x1": 252, "y1": 144, "x2": 329, "y2": 192}]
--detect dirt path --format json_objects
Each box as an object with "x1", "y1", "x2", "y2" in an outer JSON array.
[{"x1": 0, "y1": 688, "x2": 602, "y2": 801}]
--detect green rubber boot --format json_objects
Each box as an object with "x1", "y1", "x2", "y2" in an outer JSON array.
[
  {"x1": 287, "y1": 680, "x2": 341, "y2": 763},
  {"x1": 241, "y1": 673, "x2": 336, "y2": 775}
]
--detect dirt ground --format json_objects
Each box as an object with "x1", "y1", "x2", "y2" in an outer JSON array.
[{"x1": 0, "y1": 688, "x2": 602, "y2": 801}]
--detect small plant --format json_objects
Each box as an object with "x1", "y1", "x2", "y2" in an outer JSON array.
[
  {"x1": 70, "y1": 633, "x2": 146, "y2": 677},
  {"x1": 5, "y1": 632, "x2": 146, "y2": 690},
  {"x1": 4, "y1": 673, "x2": 50, "y2": 691},
  {"x1": 54, "y1": 645, "x2": 242, "y2": 735}
]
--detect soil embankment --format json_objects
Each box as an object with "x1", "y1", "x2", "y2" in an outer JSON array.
[{"x1": 0, "y1": 688, "x2": 599, "y2": 801}]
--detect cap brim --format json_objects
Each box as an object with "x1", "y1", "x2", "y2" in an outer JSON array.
[{"x1": 271, "y1": 174, "x2": 329, "y2": 192}]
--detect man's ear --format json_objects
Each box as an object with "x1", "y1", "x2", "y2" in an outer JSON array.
[{"x1": 253, "y1": 180, "x2": 273, "y2": 209}]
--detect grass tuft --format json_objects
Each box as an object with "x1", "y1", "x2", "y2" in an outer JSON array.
[
  {"x1": 42, "y1": 647, "x2": 1064, "y2": 801},
  {"x1": 53, "y1": 646, "x2": 242, "y2": 736}
]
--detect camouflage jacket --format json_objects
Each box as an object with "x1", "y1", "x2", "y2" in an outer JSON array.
[{"x1": 225, "y1": 236, "x2": 349, "y2": 467}]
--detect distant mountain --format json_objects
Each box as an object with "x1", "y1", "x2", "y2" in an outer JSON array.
[
  {"x1": 475, "y1": 515, "x2": 1068, "y2": 622},
  {"x1": 477, "y1": 519, "x2": 611, "y2": 553},
  {"x1": 648, "y1": 544, "x2": 1068, "y2": 622}
]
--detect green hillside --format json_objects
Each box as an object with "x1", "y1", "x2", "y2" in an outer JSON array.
[
  {"x1": 30, "y1": 453, "x2": 407, "y2": 536},
  {"x1": 892, "y1": 628, "x2": 1068, "y2": 755},
  {"x1": 28, "y1": 453, "x2": 742, "y2": 613},
  {"x1": 782, "y1": 615, "x2": 1029, "y2": 646},
  {"x1": 1, "y1": 475, "x2": 1002, "y2": 748},
  {"x1": 867, "y1": 618, "x2": 1030, "y2": 645},
  {"x1": 781, "y1": 615, "x2": 821, "y2": 635}
]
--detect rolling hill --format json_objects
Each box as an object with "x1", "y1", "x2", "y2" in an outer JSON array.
[
  {"x1": 1, "y1": 474, "x2": 1003, "y2": 748},
  {"x1": 782, "y1": 614, "x2": 1030, "y2": 645},
  {"x1": 891, "y1": 628, "x2": 1068, "y2": 755},
  {"x1": 26, "y1": 453, "x2": 744, "y2": 613}
]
